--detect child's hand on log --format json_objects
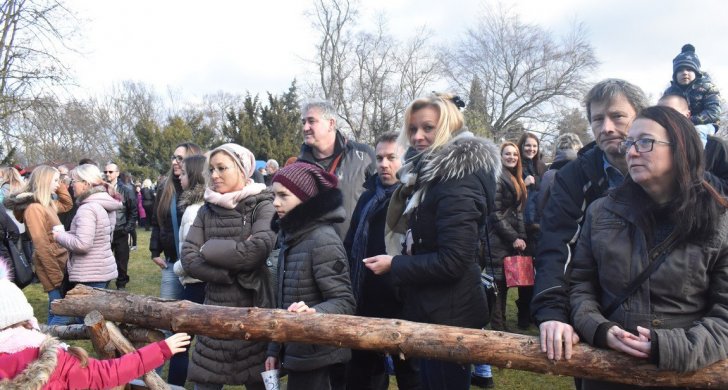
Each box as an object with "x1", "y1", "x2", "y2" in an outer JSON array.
[
  {"x1": 165, "y1": 333, "x2": 191, "y2": 354},
  {"x1": 287, "y1": 301, "x2": 316, "y2": 314}
]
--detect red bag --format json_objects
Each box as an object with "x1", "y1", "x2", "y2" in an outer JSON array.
[{"x1": 503, "y1": 255, "x2": 534, "y2": 287}]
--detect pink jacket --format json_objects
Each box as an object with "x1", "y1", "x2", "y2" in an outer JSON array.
[
  {"x1": 55, "y1": 189, "x2": 122, "y2": 283},
  {"x1": 0, "y1": 337, "x2": 172, "y2": 389}
]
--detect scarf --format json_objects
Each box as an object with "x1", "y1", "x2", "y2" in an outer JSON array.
[
  {"x1": 203, "y1": 180, "x2": 266, "y2": 209},
  {"x1": 0, "y1": 326, "x2": 55, "y2": 354},
  {"x1": 349, "y1": 178, "x2": 397, "y2": 301}
]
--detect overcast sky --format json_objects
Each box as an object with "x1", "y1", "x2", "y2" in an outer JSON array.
[{"x1": 63, "y1": 0, "x2": 728, "y2": 108}]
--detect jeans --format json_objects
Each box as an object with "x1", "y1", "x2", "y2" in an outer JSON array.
[
  {"x1": 47, "y1": 288, "x2": 72, "y2": 325},
  {"x1": 160, "y1": 260, "x2": 187, "y2": 385},
  {"x1": 420, "y1": 359, "x2": 471, "y2": 390}
]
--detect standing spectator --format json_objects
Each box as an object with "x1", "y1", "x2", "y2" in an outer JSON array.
[
  {"x1": 4, "y1": 166, "x2": 73, "y2": 325},
  {"x1": 149, "y1": 142, "x2": 202, "y2": 386},
  {"x1": 173, "y1": 155, "x2": 208, "y2": 305},
  {"x1": 344, "y1": 132, "x2": 421, "y2": 390},
  {"x1": 56, "y1": 165, "x2": 75, "y2": 231},
  {"x1": 53, "y1": 164, "x2": 122, "y2": 291},
  {"x1": 570, "y1": 106, "x2": 728, "y2": 388},
  {"x1": 264, "y1": 159, "x2": 279, "y2": 186},
  {"x1": 265, "y1": 162, "x2": 356, "y2": 390},
  {"x1": 135, "y1": 183, "x2": 145, "y2": 238},
  {"x1": 363, "y1": 92, "x2": 499, "y2": 389},
  {"x1": 533, "y1": 133, "x2": 584, "y2": 223},
  {"x1": 516, "y1": 132, "x2": 545, "y2": 330},
  {"x1": 181, "y1": 143, "x2": 276, "y2": 390},
  {"x1": 141, "y1": 179, "x2": 155, "y2": 231},
  {"x1": 488, "y1": 142, "x2": 528, "y2": 331},
  {"x1": 0, "y1": 167, "x2": 29, "y2": 259},
  {"x1": 297, "y1": 100, "x2": 376, "y2": 240},
  {"x1": 103, "y1": 163, "x2": 138, "y2": 290},
  {"x1": 533, "y1": 79, "x2": 648, "y2": 361}
]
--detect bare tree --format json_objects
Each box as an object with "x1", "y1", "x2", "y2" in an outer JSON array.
[
  {"x1": 441, "y1": 5, "x2": 598, "y2": 140},
  {"x1": 0, "y1": 0, "x2": 78, "y2": 121},
  {"x1": 306, "y1": 0, "x2": 440, "y2": 142}
]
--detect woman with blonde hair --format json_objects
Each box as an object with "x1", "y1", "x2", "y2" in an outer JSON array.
[
  {"x1": 363, "y1": 92, "x2": 500, "y2": 389},
  {"x1": 4, "y1": 165, "x2": 73, "y2": 325},
  {"x1": 53, "y1": 164, "x2": 123, "y2": 290},
  {"x1": 0, "y1": 166, "x2": 24, "y2": 200}
]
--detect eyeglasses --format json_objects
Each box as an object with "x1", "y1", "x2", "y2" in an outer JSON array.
[
  {"x1": 103, "y1": 171, "x2": 116, "y2": 174},
  {"x1": 619, "y1": 138, "x2": 671, "y2": 154},
  {"x1": 171, "y1": 155, "x2": 185, "y2": 163},
  {"x1": 208, "y1": 166, "x2": 232, "y2": 175}
]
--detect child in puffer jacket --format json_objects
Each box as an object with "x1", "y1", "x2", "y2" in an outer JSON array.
[{"x1": 0, "y1": 260, "x2": 191, "y2": 389}]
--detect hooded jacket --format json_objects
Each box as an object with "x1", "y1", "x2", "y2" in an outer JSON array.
[
  {"x1": 298, "y1": 130, "x2": 376, "y2": 240},
  {"x1": 389, "y1": 132, "x2": 500, "y2": 329},
  {"x1": 570, "y1": 186, "x2": 728, "y2": 379},
  {"x1": 267, "y1": 188, "x2": 356, "y2": 371},
  {"x1": 181, "y1": 190, "x2": 276, "y2": 385},
  {"x1": 4, "y1": 185, "x2": 73, "y2": 292},
  {"x1": 664, "y1": 72, "x2": 722, "y2": 125},
  {"x1": 0, "y1": 336, "x2": 172, "y2": 389},
  {"x1": 54, "y1": 187, "x2": 123, "y2": 283}
]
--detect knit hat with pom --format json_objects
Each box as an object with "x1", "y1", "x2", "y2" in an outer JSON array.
[
  {"x1": 211, "y1": 143, "x2": 257, "y2": 180},
  {"x1": 0, "y1": 260, "x2": 35, "y2": 330},
  {"x1": 271, "y1": 162, "x2": 338, "y2": 203},
  {"x1": 672, "y1": 43, "x2": 702, "y2": 78}
]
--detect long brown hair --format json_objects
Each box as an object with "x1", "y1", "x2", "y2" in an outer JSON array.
[
  {"x1": 517, "y1": 132, "x2": 542, "y2": 167},
  {"x1": 157, "y1": 142, "x2": 202, "y2": 225},
  {"x1": 501, "y1": 142, "x2": 527, "y2": 210}
]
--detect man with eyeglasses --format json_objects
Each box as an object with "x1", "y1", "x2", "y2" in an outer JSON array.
[
  {"x1": 104, "y1": 163, "x2": 138, "y2": 290},
  {"x1": 532, "y1": 79, "x2": 649, "y2": 363}
]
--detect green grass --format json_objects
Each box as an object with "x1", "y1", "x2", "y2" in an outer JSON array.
[{"x1": 24, "y1": 229, "x2": 574, "y2": 389}]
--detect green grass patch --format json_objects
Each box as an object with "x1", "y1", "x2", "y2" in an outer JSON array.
[{"x1": 23, "y1": 229, "x2": 574, "y2": 389}]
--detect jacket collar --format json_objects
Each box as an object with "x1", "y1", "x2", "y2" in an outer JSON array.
[{"x1": 272, "y1": 188, "x2": 344, "y2": 241}]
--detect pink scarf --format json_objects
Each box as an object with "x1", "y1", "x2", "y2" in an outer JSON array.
[
  {"x1": 204, "y1": 180, "x2": 266, "y2": 209},
  {"x1": 0, "y1": 326, "x2": 53, "y2": 354}
]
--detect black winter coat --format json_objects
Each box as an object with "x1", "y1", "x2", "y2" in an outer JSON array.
[
  {"x1": 181, "y1": 190, "x2": 276, "y2": 385},
  {"x1": 487, "y1": 170, "x2": 527, "y2": 281},
  {"x1": 267, "y1": 188, "x2": 355, "y2": 371},
  {"x1": 149, "y1": 177, "x2": 183, "y2": 260},
  {"x1": 390, "y1": 133, "x2": 500, "y2": 329}
]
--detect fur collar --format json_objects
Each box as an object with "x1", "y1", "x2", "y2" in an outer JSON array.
[
  {"x1": 1, "y1": 336, "x2": 59, "y2": 389},
  {"x1": 272, "y1": 188, "x2": 344, "y2": 238},
  {"x1": 3, "y1": 192, "x2": 37, "y2": 214},
  {"x1": 75, "y1": 185, "x2": 111, "y2": 204},
  {"x1": 400, "y1": 132, "x2": 501, "y2": 214},
  {"x1": 179, "y1": 184, "x2": 205, "y2": 209}
]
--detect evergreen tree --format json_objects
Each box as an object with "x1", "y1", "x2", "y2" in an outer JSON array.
[{"x1": 464, "y1": 77, "x2": 492, "y2": 138}]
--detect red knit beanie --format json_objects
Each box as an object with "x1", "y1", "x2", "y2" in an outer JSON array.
[{"x1": 271, "y1": 162, "x2": 338, "y2": 203}]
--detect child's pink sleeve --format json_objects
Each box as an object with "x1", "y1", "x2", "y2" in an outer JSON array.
[{"x1": 63, "y1": 341, "x2": 172, "y2": 389}]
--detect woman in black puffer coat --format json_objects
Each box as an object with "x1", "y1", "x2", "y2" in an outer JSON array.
[{"x1": 181, "y1": 143, "x2": 276, "y2": 390}]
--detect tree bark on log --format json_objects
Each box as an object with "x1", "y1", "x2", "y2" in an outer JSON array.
[
  {"x1": 41, "y1": 323, "x2": 165, "y2": 345},
  {"x1": 53, "y1": 285, "x2": 728, "y2": 389},
  {"x1": 83, "y1": 311, "x2": 125, "y2": 390},
  {"x1": 105, "y1": 321, "x2": 168, "y2": 390}
]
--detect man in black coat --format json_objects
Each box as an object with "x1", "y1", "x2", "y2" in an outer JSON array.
[
  {"x1": 104, "y1": 163, "x2": 138, "y2": 290},
  {"x1": 344, "y1": 132, "x2": 420, "y2": 390}
]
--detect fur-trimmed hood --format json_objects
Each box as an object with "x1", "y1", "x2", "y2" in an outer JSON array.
[
  {"x1": 272, "y1": 188, "x2": 345, "y2": 240},
  {"x1": 0, "y1": 336, "x2": 59, "y2": 389},
  {"x1": 400, "y1": 130, "x2": 501, "y2": 214},
  {"x1": 76, "y1": 186, "x2": 123, "y2": 212},
  {"x1": 179, "y1": 184, "x2": 205, "y2": 209},
  {"x1": 3, "y1": 192, "x2": 37, "y2": 217}
]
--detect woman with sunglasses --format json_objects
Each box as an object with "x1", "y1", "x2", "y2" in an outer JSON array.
[
  {"x1": 570, "y1": 106, "x2": 728, "y2": 389},
  {"x1": 148, "y1": 141, "x2": 202, "y2": 386}
]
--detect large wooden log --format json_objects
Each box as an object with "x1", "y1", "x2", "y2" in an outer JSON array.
[
  {"x1": 105, "y1": 321, "x2": 168, "y2": 390},
  {"x1": 53, "y1": 285, "x2": 728, "y2": 389},
  {"x1": 41, "y1": 323, "x2": 165, "y2": 345},
  {"x1": 84, "y1": 311, "x2": 125, "y2": 390}
]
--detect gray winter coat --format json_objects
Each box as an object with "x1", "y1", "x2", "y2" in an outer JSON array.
[
  {"x1": 267, "y1": 188, "x2": 356, "y2": 371},
  {"x1": 299, "y1": 130, "x2": 376, "y2": 240},
  {"x1": 570, "y1": 189, "x2": 728, "y2": 381},
  {"x1": 181, "y1": 190, "x2": 276, "y2": 385}
]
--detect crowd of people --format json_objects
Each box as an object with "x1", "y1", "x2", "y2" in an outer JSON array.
[{"x1": 1, "y1": 43, "x2": 728, "y2": 390}]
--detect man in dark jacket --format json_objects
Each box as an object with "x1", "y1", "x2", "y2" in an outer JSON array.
[
  {"x1": 298, "y1": 100, "x2": 376, "y2": 241},
  {"x1": 344, "y1": 132, "x2": 420, "y2": 390},
  {"x1": 532, "y1": 79, "x2": 648, "y2": 361},
  {"x1": 104, "y1": 163, "x2": 138, "y2": 290}
]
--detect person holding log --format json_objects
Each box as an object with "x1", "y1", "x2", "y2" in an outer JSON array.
[
  {"x1": 264, "y1": 161, "x2": 356, "y2": 389},
  {"x1": 0, "y1": 260, "x2": 192, "y2": 389},
  {"x1": 181, "y1": 143, "x2": 276, "y2": 390},
  {"x1": 363, "y1": 92, "x2": 500, "y2": 390},
  {"x1": 569, "y1": 106, "x2": 728, "y2": 389}
]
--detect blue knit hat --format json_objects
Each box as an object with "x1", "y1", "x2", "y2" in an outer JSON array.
[{"x1": 672, "y1": 44, "x2": 702, "y2": 78}]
